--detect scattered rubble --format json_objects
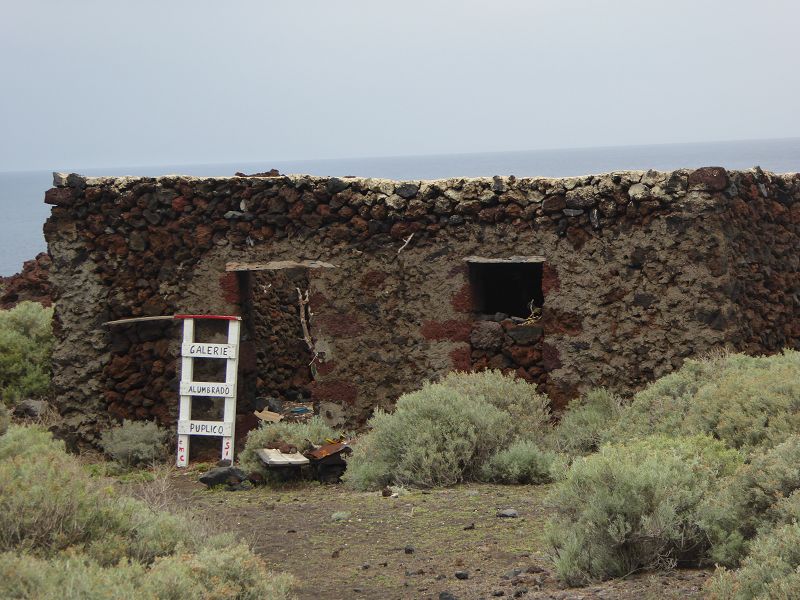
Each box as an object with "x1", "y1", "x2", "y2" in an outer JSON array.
[{"x1": 255, "y1": 440, "x2": 352, "y2": 483}]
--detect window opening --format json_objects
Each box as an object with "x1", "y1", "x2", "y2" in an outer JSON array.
[{"x1": 466, "y1": 256, "x2": 544, "y2": 318}]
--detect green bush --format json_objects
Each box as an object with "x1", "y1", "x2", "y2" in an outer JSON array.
[
  {"x1": 438, "y1": 370, "x2": 551, "y2": 441},
  {"x1": 0, "y1": 424, "x2": 293, "y2": 597},
  {"x1": 0, "y1": 425, "x2": 195, "y2": 564},
  {"x1": 239, "y1": 416, "x2": 340, "y2": 479},
  {"x1": 344, "y1": 381, "x2": 516, "y2": 490},
  {"x1": 100, "y1": 420, "x2": 169, "y2": 468},
  {"x1": 707, "y1": 522, "x2": 800, "y2": 600},
  {"x1": 545, "y1": 435, "x2": 742, "y2": 586},
  {"x1": 551, "y1": 388, "x2": 624, "y2": 455},
  {"x1": 0, "y1": 403, "x2": 8, "y2": 436},
  {"x1": 700, "y1": 435, "x2": 800, "y2": 567},
  {"x1": 0, "y1": 301, "x2": 53, "y2": 402},
  {"x1": 608, "y1": 350, "x2": 800, "y2": 454},
  {"x1": 0, "y1": 545, "x2": 294, "y2": 600},
  {"x1": 480, "y1": 440, "x2": 557, "y2": 484}
]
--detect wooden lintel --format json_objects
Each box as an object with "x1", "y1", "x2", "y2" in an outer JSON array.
[
  {"x1": 464, "y1": 255, "x2": 546, "y2": 264},
  {"x1": 225, "y1": 260, "x2": 337, "y2": 272}
]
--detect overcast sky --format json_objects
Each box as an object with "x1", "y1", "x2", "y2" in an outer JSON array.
[{"x1": 1, "y1": 0, "x2": 799, "y2": 172}]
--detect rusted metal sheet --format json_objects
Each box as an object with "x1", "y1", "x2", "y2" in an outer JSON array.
[{"x1": 307, "y1": 442, "x2": 351, "y2": 461}]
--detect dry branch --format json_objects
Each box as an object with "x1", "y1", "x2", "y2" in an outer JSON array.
[{"x1": 296, "y1": 287, "x2": 314, "y2": 352}]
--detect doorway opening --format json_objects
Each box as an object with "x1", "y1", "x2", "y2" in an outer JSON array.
[{"x1": 229, "y1": 260, "x2": 335, "y2": 423}]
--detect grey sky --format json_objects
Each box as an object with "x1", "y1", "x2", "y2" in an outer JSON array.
[{"x1": 1, "y1": 0, "x2": 799, "y2": 172}]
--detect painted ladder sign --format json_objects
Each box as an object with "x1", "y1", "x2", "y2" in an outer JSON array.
[{"x1": 176, "y1": 315, "x2": 241, "y2": 467}]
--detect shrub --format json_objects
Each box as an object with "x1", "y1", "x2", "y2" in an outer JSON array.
[
  {"x1": 551, "y1": 388, "x2": 624, "y2": 455},
  {"x1": 0, "y1": 545, "x2": 294, "y2": 600},
  {"x1": 707, "y1": 522, "x2": 800, "y2": 600},
  {"x1": 700, "y1": 435, "x2": 800, "y2": 567},
  {"x1": 0, "y1": 425, "x2": 194, "y2": 564},
  {"x1": 344, "y1": 382, "x2": 515, "y2": 490},
  {"x1": 0, "y1": 301, "x2": 53, "y2": 402},
  {"x1": 608, "y1": 350, "x2": 800, "y2": 454},
  {"x1": 239, "y1": 416, "x2": 340, "y2": 479},
  {"x1": 545, "y1": 435, "x2": 742, "y2": 586},
  {"x1": 100, "y1": 420, "x2": 169, "y2": 468},
  {"x1": 438, "y1": 370, "x2": 551, "y2": 441},
  {"x1": 480, "y1": 440, "x2": 557, "y2": 484},
  {"x1": 0, "y1": 425, "x2": 293, "y2": 597},
  {"x1": 0, "y1": 403, "x2": 8, "y2": 436}
]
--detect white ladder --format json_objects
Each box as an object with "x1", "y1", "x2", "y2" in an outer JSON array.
[{"x1": 176, "y1": 315, "x2": 241, "y2": 468}]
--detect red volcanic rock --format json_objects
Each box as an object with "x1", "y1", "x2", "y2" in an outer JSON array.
[
  {"x1": 44, "y1": 187, "x2": 74, "y2": 206},
  {"x1": 311, "y1": 380, "x2": 358, "y2": 405},
  {"x1": 449, "y1": 345, "x2": 472, "y2": 371},
  {"x1": 688, "y1": 167, "x2": 729, "y2": 192},
  {"x1": 508, "y1": 345, "x2": 542, "y2": 367},
  {"x1": 0, "y1": 253, "x2": 52, "y2": 309},
  {"x1": 421, "y1": 320, "x2": 472, "y2": 342}
]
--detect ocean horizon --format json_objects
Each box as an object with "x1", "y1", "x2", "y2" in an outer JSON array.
[{"x1": 2, "y1": 137, "x2": 800, "y2": 276}]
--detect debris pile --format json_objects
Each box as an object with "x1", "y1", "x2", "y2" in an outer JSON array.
[{"x1": 256, "y1": 439, "x2": 351, "y2": 483}]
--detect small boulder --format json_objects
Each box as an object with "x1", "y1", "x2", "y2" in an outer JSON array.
[
  {"x1": 497, "y1": 509, "x2": 519, "y2": 518},
  {"x1": 507, "y1": 326, "x2": 543, "y2": 346},
  {"x1": 198, "y1": 466, "x2": 247, "y2": 488},
  {"x1": 688, "y1": 166, "x2": 728, "y2": 192},
  {"x1": 13, "y1": 399, "x2": 49, "y2": 418},
  {"x1": 395, "y1": 183, "x2": 420, "y2": 199},
  {"x1": 471, "y1": 321, "x2": 504, "y2": 350}
]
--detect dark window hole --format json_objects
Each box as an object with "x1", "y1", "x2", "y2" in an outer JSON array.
[{"x1": 468, "y1": 260, "x2": 544, "y2": 318}]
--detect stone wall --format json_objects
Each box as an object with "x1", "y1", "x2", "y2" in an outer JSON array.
[
  {"x1": 0, "y1": 252, "x2": 52, "y2": 309},
  {"x1": 42, "y1": 168, "x2": 800, "y2": 446}
]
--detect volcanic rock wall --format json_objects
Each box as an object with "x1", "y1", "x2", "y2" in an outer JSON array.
[{"x1": 42, "y1": 168, "x2": 800, "y2": 444}]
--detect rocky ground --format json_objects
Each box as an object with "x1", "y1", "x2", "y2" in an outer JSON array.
[{"x1": 147, "y1": 469, "x2": 712, "y2": 600}]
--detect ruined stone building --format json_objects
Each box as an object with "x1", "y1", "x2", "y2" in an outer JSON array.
[{"x1": 43, "y1": 167, "x2": 800, "y2": 449}]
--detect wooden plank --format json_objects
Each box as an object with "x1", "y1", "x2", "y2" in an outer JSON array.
[
  {"x1": 178, "y1": 420, "x2": 232, "y2": 437},
  {"x1": 181, "y1": 342, "x2": 237, "y2": 359},
  {"x1": 220, "y1": 319, "x2": 240, "y2": 463},
  {"x1": 254, "y1": 409, "x2": 283, "y2": 423},
  {"x1": 176, "y1": 318, "x2": 194, "y2": 468},
  {"x1": 105, "y1": 315, "x2": 175, "y2": 326},
  {"x1": 225, "y1": 259, "x2": 337, "y2": 272},
  {"x1": 464, "y1": 255, "x2": 546, "y2": 264},
  {"x1": 180, "y1": 381, "x2": 236, "y2": 398}
]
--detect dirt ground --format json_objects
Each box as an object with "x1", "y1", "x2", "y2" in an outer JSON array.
[{"x1": 154, "y1": 468, "x2": 712, "y2": 600}]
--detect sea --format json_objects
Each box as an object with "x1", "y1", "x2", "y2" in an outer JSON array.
[{"x1": 2, "y1": 137, "x2": 799, "y2": 276}]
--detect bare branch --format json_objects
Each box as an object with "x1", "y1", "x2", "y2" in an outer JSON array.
[
  {"x1": 296, "y1": 287, "x2": 314, "y2": 352},
  {"x1": 397, "y1": 233, "x2": 415, "y2": 255}
]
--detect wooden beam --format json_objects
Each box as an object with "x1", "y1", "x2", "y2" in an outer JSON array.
[
  {"x1": 104, "y1": 315, "x2": 176, "y2": 326},
  {"x1": 225, "y1": 260, "x2": 337, "y2": 272},
  {"x1": 464, "y1": 255, "x2": 546, "y2": 264}
]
